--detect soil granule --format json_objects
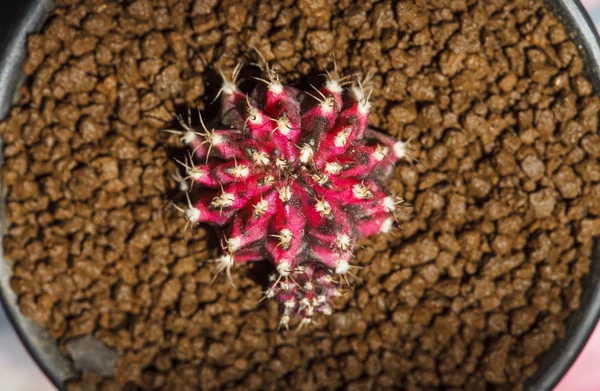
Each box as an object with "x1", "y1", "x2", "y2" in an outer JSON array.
[{"x1": 2, "y1": 0, "x2": 600, "y2": 390}]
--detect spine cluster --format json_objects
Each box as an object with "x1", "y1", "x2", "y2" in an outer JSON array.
[{"x1": 170, "y1": 62, "x2": 410, "y2": 328}]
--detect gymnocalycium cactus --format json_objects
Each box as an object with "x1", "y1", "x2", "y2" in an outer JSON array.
[{"x1": 171, "y1": 62, "x2": 410, "y2": 329}]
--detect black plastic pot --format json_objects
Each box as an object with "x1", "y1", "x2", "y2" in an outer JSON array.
[{"x1": 0, "y1": 1, "x2": 599, "y2": 390}]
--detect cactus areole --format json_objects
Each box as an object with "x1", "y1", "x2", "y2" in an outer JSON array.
[{"x1": 173, "y1": 63, "x2": 409, "y2": 329}]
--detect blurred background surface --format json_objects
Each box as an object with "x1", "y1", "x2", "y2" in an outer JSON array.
[{"x1": 1, "y1": 1, "x2": 600, "y2": 390}]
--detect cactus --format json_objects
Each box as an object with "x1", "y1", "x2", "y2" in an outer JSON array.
[{"x1": 170, "y1": 62, "x2": 410, "y2": 329}]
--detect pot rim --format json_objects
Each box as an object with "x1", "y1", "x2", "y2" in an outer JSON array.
[
  {"x1": 522, "y1": 2, "x2": 600, "y2": 389},
  {"x1": 0, "y1": 2, "x2": 75, "y2": 390}
]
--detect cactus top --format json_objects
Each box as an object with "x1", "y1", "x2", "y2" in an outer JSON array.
[{"x1": 174, "y1": 64, "x2": 409, "y2": 329}]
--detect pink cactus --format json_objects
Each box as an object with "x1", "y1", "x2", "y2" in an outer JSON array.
[{"x1": 171, "y1": 63, "x2": 410, "y2": 328}]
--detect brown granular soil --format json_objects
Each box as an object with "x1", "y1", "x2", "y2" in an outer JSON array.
[{"x1": 2, "y1": 0, "x2": 600, "y2": 390}]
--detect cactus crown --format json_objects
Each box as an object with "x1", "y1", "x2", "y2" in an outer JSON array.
[{"x1": 170, "y1": 61, "x2": 410, "y2": 329}]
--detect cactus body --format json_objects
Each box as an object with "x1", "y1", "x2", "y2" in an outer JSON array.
[{"x1": 177, "y1": 64, "x2": 408, "y2": 328}]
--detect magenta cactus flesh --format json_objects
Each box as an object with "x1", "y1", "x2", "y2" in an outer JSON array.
[{"x1": 175, "y1": 63, "x2": 409, "y2": 328}]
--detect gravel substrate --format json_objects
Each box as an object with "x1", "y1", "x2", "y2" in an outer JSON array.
[{"x1": 2, "y1": 0, "x2": 600, "y2": 390}]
